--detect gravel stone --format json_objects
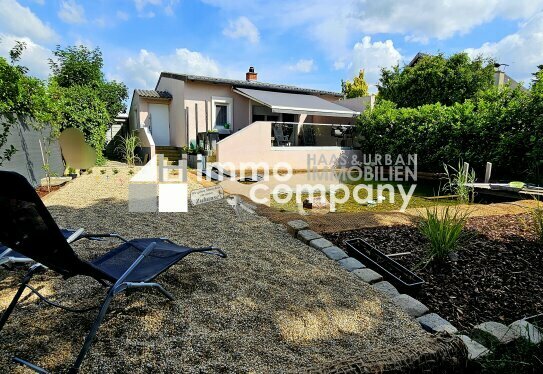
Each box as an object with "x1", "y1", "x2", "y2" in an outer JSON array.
[
  {"x1": 286, "y1": 220, "x2": 309, "y2": 235},
  {"x1": 352, "y1": 268, "x2": 383, "y2": 284},
  {"x1": 337, "y1": 257, "x2": 365, "y2": 271},
  {"x1": 508, "y1": 320, "x2": 542, "y2": 344},
  {"x1": 0, "y1": 169, "x2": 454, "y2": 373},
  {"x1": 322, "y1": 246, "x2": 348, "y2": 260},
  {"x1": 417, "y1": 313, "x2": 458, "y2": 334},
  {"x1": 309, "y1": 238, "x2": 334, "y2": 250},
  {"x1": 459, "y1": 335, "x2": 491, "y2": 360},
  {"x1": 297, "y1": 229, "x2": 321, "y2": 244},
  {"x1": 472, "y1": 321, "x2": 520, "y2": 345},
  {"x1": 392, "y1": 294, "x2": 430, "y2": 318},
  {"x1": 372, "y1": 281, "x2": 400, "y2": 298}
]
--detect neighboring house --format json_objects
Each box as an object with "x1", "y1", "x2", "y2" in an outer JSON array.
[{"x1": 129, "y1": 67, "x2": 373, "y2": 169}]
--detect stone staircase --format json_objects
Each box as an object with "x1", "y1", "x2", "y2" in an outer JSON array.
[{"x1": 155, "y1": 146, "x2": 182, "y2": 165}]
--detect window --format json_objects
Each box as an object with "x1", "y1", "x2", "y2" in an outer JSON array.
[
  {"x1": 211, "y1": 96, "x2": 233, "y2": 132},
  {"x1": 215, "y1": 104, "x2": 227, "y2": 126}
]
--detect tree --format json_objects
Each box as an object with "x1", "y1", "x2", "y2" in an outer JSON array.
[
  {"x1": 48, "y1": 45, "x2": 128, "y2": 164},
  {"x1": 49, "y1": 45, "x2": 128, "y2": 116},
  {"x1": 342, "y1": 70, "x2": 369, "y2": 98},
  {"x1": 48, "y1": 83, "x2": 110, "y2": 165},
  {"x1": 0, "y1": 41, "x2": 47, "y2": 165},
  {"x1": 377, "y1": 52, "x2": 495, "y2": 108}
]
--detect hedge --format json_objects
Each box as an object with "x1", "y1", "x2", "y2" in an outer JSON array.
[{"x1": 356, "y1": 85, "x2": 543, "y2": 183}]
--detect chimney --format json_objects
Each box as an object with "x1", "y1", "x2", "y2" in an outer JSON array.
[{"x1": 246, "y1": 66, "x2": 257, "y2": 81}]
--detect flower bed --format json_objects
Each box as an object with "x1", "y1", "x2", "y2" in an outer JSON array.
[{"x1": 325, "y1": 214, "x2": 543, "y2": 331}]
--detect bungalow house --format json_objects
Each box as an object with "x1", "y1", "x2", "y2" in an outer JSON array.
[{"x1": 129, "y1": 67, "x2": 374, "y2": 170}]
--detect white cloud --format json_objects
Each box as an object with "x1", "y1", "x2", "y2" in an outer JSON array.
[
  {"x1": 117, "y1": 48, "x2": 220, "y2": 89},
  {"x1": 58, "y1": 0, "x2": 86, "y2": 24},
  {"x1": 465, "y1": 12, "x2": 543, "y2": 84},
  {"x1": 354, "y1": 0, "x2": 543, "y2": 41},
  {"x1": 0, "y1": 0, "x2": 57, "y2": 42},
  {"x1": 203, "y1": 0, "x2": 543, "y2": 66},
  {"x1": 350, "y1": 36, "x2": 402, "y2": 92},
  {"x1": 288, "y1": 59, "x2": 315, "y2": 73},
  {"x1": 133, "y1": 0, "x2": 178, "y2": 17},
  {"x1": 223, "y1": 16, "x2": 260, "y2": 44},
  {"x1": 116, "y1": 11, "x2": 130, "y2": 21},
  {"x1": 0, "y1": 34, "x2": 51, "y2": 79}
]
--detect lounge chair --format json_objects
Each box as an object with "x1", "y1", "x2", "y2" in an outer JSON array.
[
  {"x1": 0, "y1": 171, "x2": 227, "y2": 373},
  {"x1": 0, "y1": 228, "x2": 83, "y2": 268}
]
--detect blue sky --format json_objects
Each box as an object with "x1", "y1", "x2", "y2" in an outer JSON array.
[{"x1": 1, "y1": 0, "x2": 543, "y2": 99}]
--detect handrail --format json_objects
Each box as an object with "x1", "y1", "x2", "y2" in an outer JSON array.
[{"x1": 272, "y1": 121, "x2": 354, "y2": 127}]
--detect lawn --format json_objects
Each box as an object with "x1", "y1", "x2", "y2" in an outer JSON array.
[{"x1": 271, "y1": 178, "x2": 458, "y2": 213}]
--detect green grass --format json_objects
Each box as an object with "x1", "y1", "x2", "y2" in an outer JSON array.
[{"x1": 270, "y1": 179, "x2": 457, "y2": 213}]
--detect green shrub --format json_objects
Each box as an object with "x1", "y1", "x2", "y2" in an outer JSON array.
[
  {"x1": 100, "y1": 169, "x2": 106, "y2": 175},
  {"x1": 443, "y1": 161, "x2": 476, "y2": 203},
  {"x1": 528, "y1": 204, "x2": 543, "y2": 243},
  {"x1": 86, "y1": 168, "x2": 93, "y2": 174},
  {"x1": 115, "y1": 132, "x2": 140, "y2": 167},
  {"x1": 357, "y1": 83, "x2": 542, "y2": 183},
  {"x1": 113, "y1": 168, "x2": 119, "y2": 174},
  {"x1": 418, "y1": 206, "x2": 470, "y2": 262}
]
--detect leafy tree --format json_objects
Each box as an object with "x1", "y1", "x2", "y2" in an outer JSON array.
[
  {"x1": 342, "y1": 70, "x2": 369, "y2": 98},
  {"x1": 48, "y1": 83, "x2": 110, "y2": 164},
  {"x1": 377, "y1": 52, "x2": 495, "y2": 108},
  {"x1": 48, "y1": 45, "x2": 128, "y2": 164},
  {"x1": 49, "y1": 45, "x2": 128, "y2": 117},
  {"x1": 49, "y1": 45, "x2": 104, "y2": 88},
  {"x1": 0, "y1": 41, "x2": 47, "y2": 165}
]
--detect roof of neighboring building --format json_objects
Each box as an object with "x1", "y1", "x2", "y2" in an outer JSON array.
[
  {"x1": 157, "y1": 72, "x2": 343, "y2": 97},
  {"x1": 408, "y1": 52, "x2": 430, "y2": 67},
  {"x1": 135, "y1": 89, "x2": 173, "y2": 99}
]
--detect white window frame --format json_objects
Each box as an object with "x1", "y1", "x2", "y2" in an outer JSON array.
[{"x1": 211, "y1": 96, "x2": 233, "y2": 132}]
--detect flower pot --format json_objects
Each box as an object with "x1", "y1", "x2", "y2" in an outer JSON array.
[{"x1": 344, "y1": 238, "x2": 424, "y2": 290}]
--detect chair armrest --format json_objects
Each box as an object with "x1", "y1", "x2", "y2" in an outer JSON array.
[
  {"x1": 192, "y1": 246, "x2": 227, "y2": 258},
  {"x1": 74, "y1": 233, "x2": 129, "y2": 243}
]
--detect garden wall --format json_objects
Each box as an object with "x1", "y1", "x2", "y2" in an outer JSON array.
[{"x1": 0, "y1": 118, "x2": 64, "y2": 187}]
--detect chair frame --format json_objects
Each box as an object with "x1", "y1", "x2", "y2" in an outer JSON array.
[{"x1": 0, "y1": 232, "x2": 226, "y2": 373}]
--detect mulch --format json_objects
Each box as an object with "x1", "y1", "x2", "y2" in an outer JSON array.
[
  {"x1": 325, "y1": 214, "x2": 543, "y2": 331},
  {"x1": 36, "y1": 184, "x2": 63, "y2": 198}
]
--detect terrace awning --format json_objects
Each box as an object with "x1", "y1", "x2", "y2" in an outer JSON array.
[{"x1": 233, "y1": 87, "x2": 359, "y2": 118}]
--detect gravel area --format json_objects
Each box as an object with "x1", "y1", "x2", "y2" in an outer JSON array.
[{"x1": 1, "y1": 169, "x2": 451, "y2": 373}]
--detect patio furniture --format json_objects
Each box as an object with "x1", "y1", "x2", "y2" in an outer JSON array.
[
  {"x1": 272, "y1": 123, "x2": 291, "y2": 146},
  {"x1": 0, "y1": 228, "x2": 83, "y2": 269},
  {"x1": 0, "y1": 171, "x2": 227, "y2": 373}
]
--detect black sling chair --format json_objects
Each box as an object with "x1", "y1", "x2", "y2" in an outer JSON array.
[{"x1": 0, "y1": 171, "x2": 227, "y2": 373}]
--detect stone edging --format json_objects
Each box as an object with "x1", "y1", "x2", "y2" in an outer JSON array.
[{"x1": 286, "y1": 219, "x2": 543, "y2": 363}]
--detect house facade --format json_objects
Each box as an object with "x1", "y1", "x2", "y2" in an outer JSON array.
[{"x1": 129, "y1": 67, "x2": 374, "y2": 169}]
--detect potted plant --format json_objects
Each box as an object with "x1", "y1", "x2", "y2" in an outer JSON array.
[
  {"x1": 187, "y1": 145, "x2": 205, "y2": 168},
  {"x1": 223, "y1": 123, "x2": 230, "y2": 130}
]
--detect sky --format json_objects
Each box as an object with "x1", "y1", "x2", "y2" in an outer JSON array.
[{"x1": 1, "y1": 0, "x2": 543, "y2": 100}]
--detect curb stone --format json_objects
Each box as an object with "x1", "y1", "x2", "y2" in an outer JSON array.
[
  {"x1": 472, "y1": 321, "x2": 520, "y2": 346},
  {"x1": 352, "y1": 268, "x2": 383, "y2": 284},
  {"x1": 392, "y1": 294, "x2": 430, "y2": 318},
  {"x1": 372, "y1": 281, "x2": 400, "y2": 298},
  {"x1": 322, "y1": 246, "x2": 348, "y2": 261},
  {"x1": 509, "y1": 320, "x2": 542, "y2": 344},
  {"x1": 287, "y1": 220, "x2": 309, "y2": 235},
  {"x1": 337, "y1": 257, "x2": 365, "y2": 272},
  {"x1": 416, "y1": 313, "x2": 458, "y2": 334},
  {"x1": 309, "y1": 238, "x2": 334, "y2": 251},
  {"x1": 297, "y1": 229, "x2": 321, "y2": 244},
  {"x1": 458, "y1": 335, "x2": 491, "y2": 360}
]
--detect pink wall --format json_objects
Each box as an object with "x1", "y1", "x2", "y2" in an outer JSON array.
[{"x1": 216, "y1": 121, "x2": 361, "y2": 170}]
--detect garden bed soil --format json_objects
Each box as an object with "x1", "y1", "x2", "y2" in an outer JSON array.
[
  {"x1": 325, "y1": 214, "x2": 543, "y2": 331},
  {"x1": 36, "y1": 184, "x2": 63, "y2": 198}
]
